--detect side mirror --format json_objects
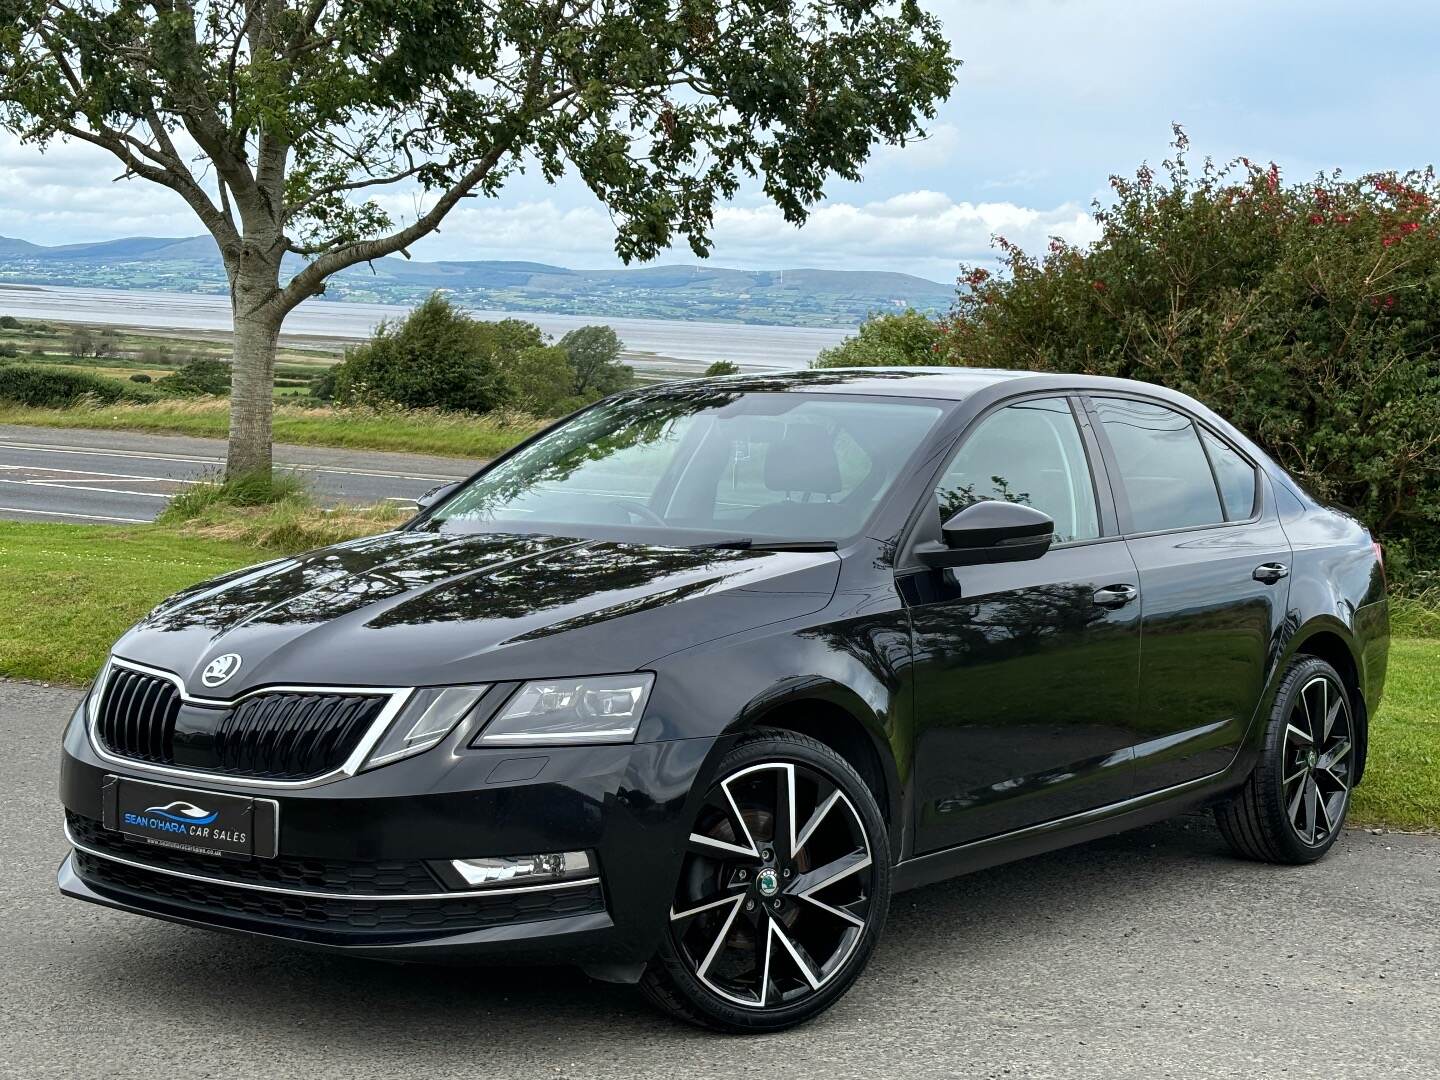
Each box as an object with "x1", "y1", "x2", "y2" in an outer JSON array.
[
  {"x1": 915, "y1": 500, "x2": 1054, "y2": 569},
  {"x1": 415, "y1": 481, "x2": 461, "y2": 512}
]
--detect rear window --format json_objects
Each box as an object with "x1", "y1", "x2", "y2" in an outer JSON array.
[{"x1": 1092, "y1": 397, "x2": 1224, "y2": 533}]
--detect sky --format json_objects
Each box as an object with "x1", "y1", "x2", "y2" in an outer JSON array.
[{"x1": 1, "y1": 0, "x2": 1438, "y2": 285}]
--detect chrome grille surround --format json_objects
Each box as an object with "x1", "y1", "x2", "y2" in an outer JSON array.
[{"x1": 86, "y1": 656, "x2": 415, "y2": 790}]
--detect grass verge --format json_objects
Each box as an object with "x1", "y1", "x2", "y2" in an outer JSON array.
[
  {"x1": 1349, "y1": 637, "x2": 1439, "y2": 831},
  {"x1": 0, "y1": 513, "x2": 1435, "y2": 832},
  {"x1": 0, "y1": 399, "x2": 543, "y2": 459}
]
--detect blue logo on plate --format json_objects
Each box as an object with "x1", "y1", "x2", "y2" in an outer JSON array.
[{"x1": 140, "y1": 800, "x2": 218, "y2": 826}]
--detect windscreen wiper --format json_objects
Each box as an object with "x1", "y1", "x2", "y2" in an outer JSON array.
[{"x1": 689, "y1": 538, "x2": 839, "y2": 552}]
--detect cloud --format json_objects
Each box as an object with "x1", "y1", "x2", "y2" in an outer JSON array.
[
  {"x1": 0, "y1": 128, "x2": 1099, "y2": 282},
  {"x1": 0, "y1": 131, "x2": 201, "y2": 238}
]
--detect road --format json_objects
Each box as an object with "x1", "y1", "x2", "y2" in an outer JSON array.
[
  {"x1": 0, "y1": 424, "x2": 477, "y2": 524},
  {"x1": 3, "y1": 681, "x2": 1437, "y2": 1079}
]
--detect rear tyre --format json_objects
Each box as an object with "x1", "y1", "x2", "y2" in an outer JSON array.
[
  {"x1": 641, "y1": 729, "x2": 890, "y2": 1033},
  {"x1": 1215, "y1": 656, "x2": 1356, "y2": 864}
]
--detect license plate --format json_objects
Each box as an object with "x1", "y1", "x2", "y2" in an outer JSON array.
[{"x1": 105, "y1": 777, "x2": 277, "y2": 860}]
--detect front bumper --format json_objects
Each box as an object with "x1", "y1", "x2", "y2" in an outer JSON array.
[{"x1": 60, "y1": 702, "x2": 720, "y2": 970}]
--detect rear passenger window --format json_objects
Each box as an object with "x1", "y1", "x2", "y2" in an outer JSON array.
[
  {"x1": 1092, "y1": 398, "x2": 1223, "y2": 533},
  {"x1": 1201, "y1": 431, "x2": 1258, "y2": 520}
]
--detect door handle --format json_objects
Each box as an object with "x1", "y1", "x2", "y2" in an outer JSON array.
[
  {"x1": 1253, "y1": 562, "x2": 1290, "y2": 584},
  {"x1": 1093, "y1": 584, "x2": 1138, "y2": 608}
]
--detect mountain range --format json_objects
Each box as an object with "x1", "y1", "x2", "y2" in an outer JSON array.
[{"x1": 0, "y1": 234, "x2": 954, "y2": 328}]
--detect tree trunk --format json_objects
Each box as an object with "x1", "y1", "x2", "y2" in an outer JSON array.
[{"x1": 225, "y1": 257, "x2": 284, "y2": 478}]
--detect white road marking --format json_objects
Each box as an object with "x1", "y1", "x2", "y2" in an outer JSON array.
[
  {"x1": 0, "y1": 461, "x2": 199, "y2": 485},
  {"x1": 0, "y1": 477, "x2": 172, "y2": 498},
  {"x1": 0, "y1": 505, "x2": 150, "y2": 523},
  {"x1": 0, "y1": 439, "x2": 462, "y2": 482}
]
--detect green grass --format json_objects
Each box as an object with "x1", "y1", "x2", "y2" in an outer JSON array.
[
  {"x1": 0, "y1": 523, "x2": 263, "y2": 683},
  {"x1": 0, "y1": 399, "x2": 543, "y2": 459},
  {"x1": 1350, "y1": 637, "x2": 1440, "y2": 831},
  {"x1": 1, "y1": 514, "x2": 1435, "y2": 832}
]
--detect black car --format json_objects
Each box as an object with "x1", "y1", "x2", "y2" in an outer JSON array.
[{"x1": 59, "y1": 368, "x2": 1389, "y2": 1032}]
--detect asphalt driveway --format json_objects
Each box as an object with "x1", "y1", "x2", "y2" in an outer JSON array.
[{"x1": 3, "y1": 679, "x2": 1436, "y2": 1079}]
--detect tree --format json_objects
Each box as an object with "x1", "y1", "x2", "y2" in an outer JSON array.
[
  {"x1": 0, "y1": 2, "x2": 957, "y2": 479},
  {"x1": 504, "y1": 345, "x2": 581, "y2": 415},
  {"x1": 331, "y1": 293, "x2": 523, "y2": 412},
  {"x1": 67, "y1": 328, "x2": 96, "y2": 357},
  {"x1": 813, "y1": 308, "x2": 949, "y2": 367},
  {"x1": 703, "y1": 360, "x2": 740, "y2": 376},
  {"x1": 558, "y1": 325, "x2": 631, "y2": 396}
]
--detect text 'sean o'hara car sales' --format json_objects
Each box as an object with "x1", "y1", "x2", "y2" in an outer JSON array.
[{"x1": 59, "y1": 368, "x2": 1388, "y2": 1032}]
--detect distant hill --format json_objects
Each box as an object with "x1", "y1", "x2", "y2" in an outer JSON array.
[{"x1": 0, "y1": 234, "x2": 954, "y2": 328}]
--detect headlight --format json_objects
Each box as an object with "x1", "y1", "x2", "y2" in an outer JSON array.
[
  {"x1": 473, "y1": 674, "x2": 655, "y2": 746},
  {"x1": 360, "y1": 684, "x2": 489, "y2": 770}
]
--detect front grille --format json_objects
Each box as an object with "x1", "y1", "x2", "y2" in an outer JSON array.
[
  {"x1": 67, "y1": 813, "x2": 443, "y2": 896},
  {"x1": 97, "y1": 667, "x2": 180, "y2": 764},
  {"x1": 71, "y1": 849, "x2": 606, "y2": 943},
  {"x1": 210, "y1": 692, "x2": 387, "y2": 779},
  {"x1": 94, "y1": 664, "x2": 391, "y2": 780}
]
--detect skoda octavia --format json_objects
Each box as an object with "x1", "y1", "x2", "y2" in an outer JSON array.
[{"x1": 59, "y1": 369, "x2": 1388, "y2": 1031}]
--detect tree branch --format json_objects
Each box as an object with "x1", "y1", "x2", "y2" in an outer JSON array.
[{"x1": 276, "y1": 145, "x2": 511, "y2": 313}]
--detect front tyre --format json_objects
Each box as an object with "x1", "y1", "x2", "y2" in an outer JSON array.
[
  {"x1": 1215, "y1": 656, "x2": 1357, "y2": 864},
  {"x1": 641, "y1": 729, "x2": 890, "y2": 1032}
]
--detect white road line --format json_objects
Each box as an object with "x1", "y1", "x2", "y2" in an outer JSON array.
[
  {"x1": 0, "y1": 440, "x2": 462, "y2": 482},
  {"x1": 0, "y1": 477, "x2": 172, "y2": 498},
  {"x1": 0, "y1": 505, "x2": 150, "y2": 523},
  {"x1": 0, "y1": 461, "x2": 199, "y2": 485}
]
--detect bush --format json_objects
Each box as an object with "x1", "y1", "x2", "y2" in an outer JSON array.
[
  {"x1": 813, "y1": 309, "x2": 947, "y2": 367},
  {"x1": 0, "y1": 315, "x2": 20, "y2": 330},
  {"x1": 330, "y1": 294, "x2": 524, "y2": 412},
  {"x1": 704, "y1": 360, "x2": 741, "y2": 376},
  {"x1": 159, "y1": 357, "x2": 231, "y2": 396},
  {"x1": 0, "y1": 365, "x2": 131, "y2": 407},
  {"x1": 0, "y1": 343, "x2": 19, "y2": 358},
  {"x1": 309, "y1": 366, "x2": 339, "y2": 402},
  {"x1": 833, "y1": 129, "x2": 1440, "y2": 576},
  {"x1": 129, "y1": 373, "x2": 153, "y2": 383}
]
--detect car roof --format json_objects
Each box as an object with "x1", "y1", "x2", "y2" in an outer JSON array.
[{"x1": 657, "y1": 366, "x2": 1046, "y2": 400}]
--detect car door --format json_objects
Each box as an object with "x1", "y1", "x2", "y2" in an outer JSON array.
[
  {"x1": 1084, "y1": 395, "x2": 1293, "y2": 794},
  {"x1": 903, "y1": 394, "x2": 1143, "y2": 854}
]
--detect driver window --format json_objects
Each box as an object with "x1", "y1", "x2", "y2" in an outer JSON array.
[{"x1": 936, "y1": 397, "x2": 1100, "y2": 544}]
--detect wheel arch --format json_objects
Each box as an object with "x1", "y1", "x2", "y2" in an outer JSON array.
[
  {"x1": 729, "y1": 678, "x2": 903, "y2": 856},
  {"x1": 1285, "y1": 620, "x2": 1369, "y2": 783}
]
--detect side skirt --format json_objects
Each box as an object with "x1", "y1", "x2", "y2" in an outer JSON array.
[{"x1": 891, "y1": 767, "x2": 1247, "y2": 894}]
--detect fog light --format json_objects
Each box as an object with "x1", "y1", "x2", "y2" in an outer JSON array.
[{"x1": 450, "y1": 850, "x2": 594, "y2": 888}]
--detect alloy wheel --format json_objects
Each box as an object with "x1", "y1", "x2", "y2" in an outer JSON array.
[
  {"x1": 669, "y1": 760, "x2": 876, "y2": 1010},
  {"x1": 1282, "y1": 675, "x2": 1353, "y2": 846}
]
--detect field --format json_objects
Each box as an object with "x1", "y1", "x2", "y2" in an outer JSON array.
[
  {"x1": 0, "y1": 517, "x2": 1433, "y2": 832},
  {"x1": 0, "y1": 317, "x2": 341, "y2": 396}
]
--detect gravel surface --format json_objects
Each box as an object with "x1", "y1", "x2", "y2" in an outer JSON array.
[{"x1": 4, "y1": 679, "x2": 1436, "y2": 1079}]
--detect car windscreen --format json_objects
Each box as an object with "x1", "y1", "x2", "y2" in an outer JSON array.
[{"x1": 426, "y1": 390, "x2": 947, "y2": 546}]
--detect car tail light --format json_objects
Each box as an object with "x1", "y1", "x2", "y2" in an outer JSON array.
[{"x1": 1372, "y1": 540, "x2": 1385, "y2": 581}]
